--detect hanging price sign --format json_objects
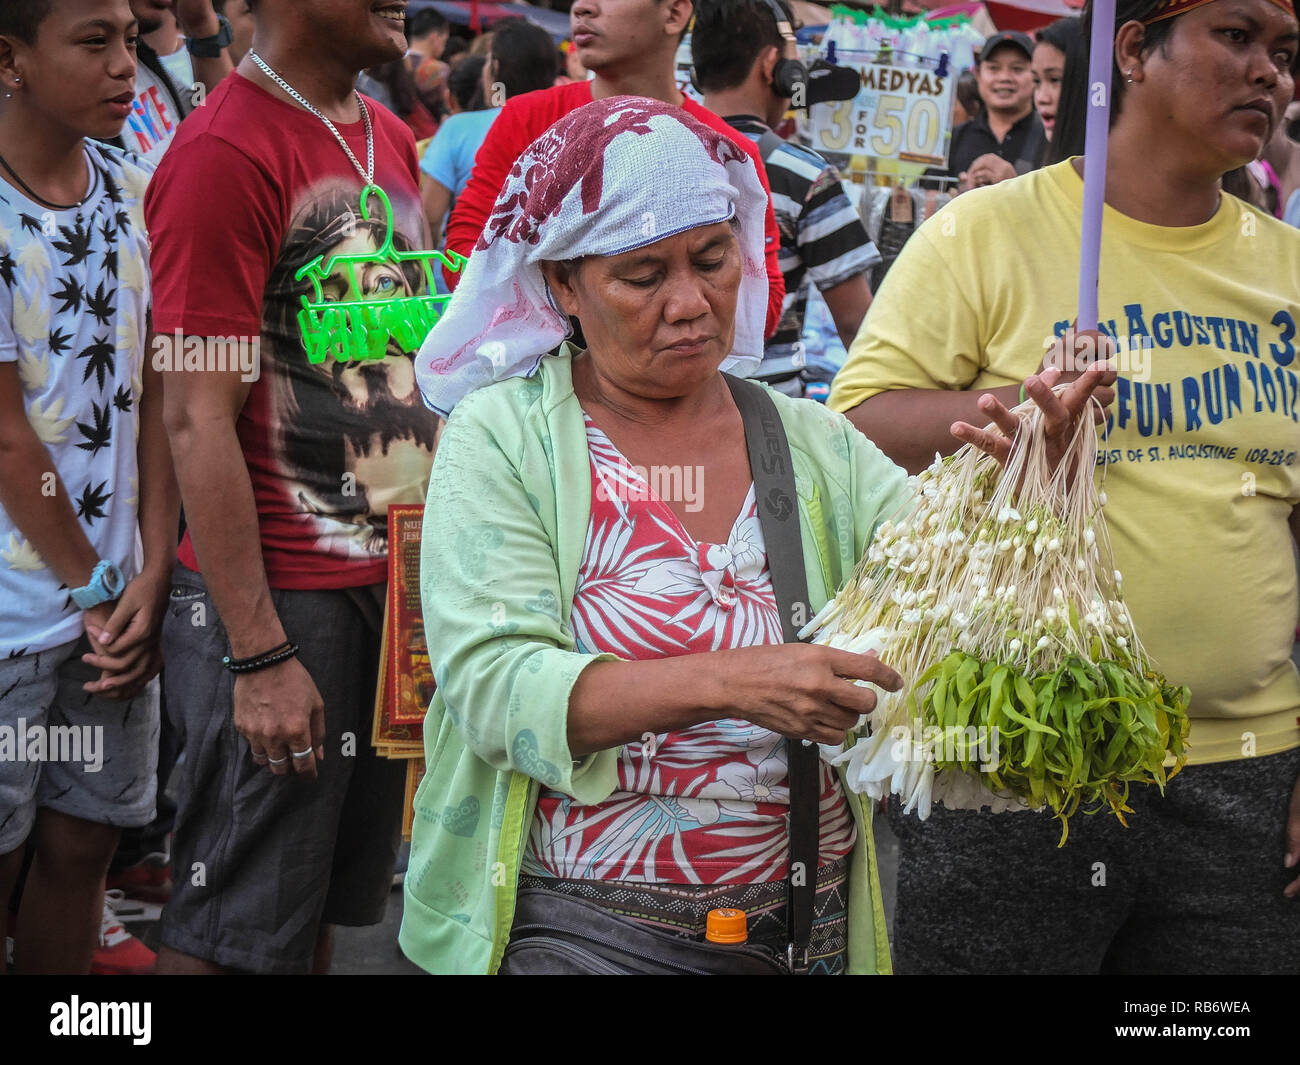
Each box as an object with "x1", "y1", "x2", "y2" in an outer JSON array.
[{"x1": 810, "y1": 59, "x2": 954, "y2": 166}]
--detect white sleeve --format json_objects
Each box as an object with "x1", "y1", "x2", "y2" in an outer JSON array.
[{"x1": 0, "y1": 283, "x2": 16, "y2": 364}]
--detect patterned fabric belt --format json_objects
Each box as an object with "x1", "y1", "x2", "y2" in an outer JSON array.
[{"x1": 517, "y1": 856, "x2": 851, "y2": 975}]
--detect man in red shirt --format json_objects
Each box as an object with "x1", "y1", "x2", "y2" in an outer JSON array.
[
  {"x1": 444, "y1": 0, "x2": 786, "y2": 337},
  {"x1": 146, "y1": 0, "x2": 435, "y2": 974}
]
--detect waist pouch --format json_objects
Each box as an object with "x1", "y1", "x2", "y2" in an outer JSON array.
[{"x1": 499, "y1": 888, "x2": 787, "y2": 975}]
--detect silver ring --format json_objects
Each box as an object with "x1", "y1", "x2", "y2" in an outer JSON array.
[
  {"x1": 291, "y1": 747, "x2": 314, "y2": 759},
  {"x1": 268, "y1": 755, "x2": 289, "y2": 766}
]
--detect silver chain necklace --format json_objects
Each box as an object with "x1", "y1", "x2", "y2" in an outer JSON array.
[{"x1": 247, "y1": 50, "x2": 374, "y2": 187}]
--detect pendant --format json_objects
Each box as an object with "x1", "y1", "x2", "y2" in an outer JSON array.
[{"x1": 294, "y1": 183, "x2": 466, "y2": 365}]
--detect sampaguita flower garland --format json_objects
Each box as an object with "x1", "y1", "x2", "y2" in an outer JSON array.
[{"x1": 804, "y1": 393, "x2": 1191, "y2": 844}]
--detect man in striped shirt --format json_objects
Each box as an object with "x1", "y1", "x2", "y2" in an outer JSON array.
[{"x1": 692, "y1": 0, "x2": 880, "y2": 396}]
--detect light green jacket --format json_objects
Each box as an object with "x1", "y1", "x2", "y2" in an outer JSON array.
[{"x1": 399, "y1": 349, "x2": 910, "y2": 974}]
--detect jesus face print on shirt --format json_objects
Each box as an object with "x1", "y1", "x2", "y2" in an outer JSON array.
[{"x1": 263, "y1": 180, "x2": 438, "y2": 561}]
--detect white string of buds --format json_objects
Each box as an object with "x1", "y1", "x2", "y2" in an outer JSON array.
[{"x1": 802, "y1": 390, "x2": 1161, "y2": 818}]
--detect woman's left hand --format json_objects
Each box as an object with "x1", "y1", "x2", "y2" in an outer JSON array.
[{"x1": 949, "y1": 360, "x2": 1117, "y2": 472}]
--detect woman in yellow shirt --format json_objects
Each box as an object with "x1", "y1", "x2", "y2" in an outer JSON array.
[{"x1": 830, "y1": 0, "x2": 1300, "y2": 972}]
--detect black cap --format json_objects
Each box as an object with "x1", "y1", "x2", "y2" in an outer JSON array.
[
  {"x1": 805, "y1": 59, "x2": 862, "y2": 106},
  {"x1": 978, "y1": 30, "x2": 1034, "y2": 63}
]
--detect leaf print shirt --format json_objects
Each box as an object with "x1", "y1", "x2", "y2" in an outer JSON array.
[
  {"x1": 521, "y1": 414, "x2": 855, "y2": 885},
  {"x1": 0, "y1": 144, "x2": 153, "y2": 656}
]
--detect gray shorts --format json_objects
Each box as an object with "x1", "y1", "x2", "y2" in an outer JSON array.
[
  {"x1": 887, "y1": 745, "x2": 1300, "y2": 974},
  {"x1": 158, "y1": 564, "x2": 406, "y2": 974},
  {"x1": 0, "y1": 637, "x2": 159, "y2": 853}
]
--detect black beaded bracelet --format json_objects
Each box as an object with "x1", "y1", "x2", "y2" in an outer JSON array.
[{"x1": 222, "y1": 641, "x2": 298, "y2": 674}]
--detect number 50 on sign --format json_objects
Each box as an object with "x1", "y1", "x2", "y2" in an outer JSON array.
[{"x1": 811, "y1": 61, "x2": 954, "y2": 167}]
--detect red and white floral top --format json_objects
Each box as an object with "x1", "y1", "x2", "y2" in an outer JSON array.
[{"x1": 520, "y1": 414, "x2": 855, "y2": 885}]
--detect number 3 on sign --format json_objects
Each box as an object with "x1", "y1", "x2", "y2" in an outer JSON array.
[{"x1": 820, "y1": 99, "x2": 852, "y2": 152}]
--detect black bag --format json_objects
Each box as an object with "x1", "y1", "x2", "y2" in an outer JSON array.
[
  {"x1": 499, "y1": 375, "x2": 820, "y2": 975},
  {"x1": 500, "y1": 888, "x2": 786, "y2": 974}
]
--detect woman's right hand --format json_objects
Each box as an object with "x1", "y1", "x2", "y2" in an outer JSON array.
[
  {"x1": 1039, "y1": 328, "x2": 1118, "y2": 414},
  {"x1": 718, "y1": 643, "x2": 903, "y2": 746}
]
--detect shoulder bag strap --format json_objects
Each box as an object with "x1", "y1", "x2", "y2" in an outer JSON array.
[{"x1": 722, "y1": 373, "x2": 818, "y2": 974}]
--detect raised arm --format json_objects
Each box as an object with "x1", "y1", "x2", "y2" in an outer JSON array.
[
  {"x1": 147, "y1": 135, "x2": 325, "y2": 778},
  {"x1": 176, "y1": 0, "x2": 235, "y2": 94}
]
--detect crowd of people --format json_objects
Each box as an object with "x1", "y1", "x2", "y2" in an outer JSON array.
[{"x1": 0, "y1": 0, "x2": 1297, "y2": 979}]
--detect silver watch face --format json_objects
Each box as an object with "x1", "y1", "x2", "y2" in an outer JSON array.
[{"x1": 102, "y1": 563, "x2": 124, "y2": 596}]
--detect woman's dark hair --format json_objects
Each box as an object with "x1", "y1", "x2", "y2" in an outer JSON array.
[
  {"x1": 443, "y1": 34, "x2": 468, "y2": 61},
  {"x1": 1042, "y1": 17, "x2": 1088, "y2": 163},
  {"x1": 956, "y1": 69, "x2": 981, "y2": 120},
  {"x1": 448, "y1": 54, "x2": 488, "y2": 111},
  {"x1": 366, "y1": 57, "x2": 422, "y2": 121},
  {"x1": 1037, "y1": 15, "x2": 1083, "y2": 57},
  {"x1": 487, "y1": 16, "x2": 559, "y2": 98},
  {"x1": 1081, "y1": 0, "x2": 1179, "y2": 127}
]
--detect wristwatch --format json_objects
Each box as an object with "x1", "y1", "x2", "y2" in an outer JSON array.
[
  {"x1": 186, "y1": 13, "x2": 233, "y2": 58},
  {"x1": 71, "y1": 560, "x2": 125, "y2": 609}
]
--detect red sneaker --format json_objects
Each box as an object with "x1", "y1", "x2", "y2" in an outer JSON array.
[
  {"x1": 90, "y1": 893, "x2": 155, "y2": 975},
  {"x1": 106, "y1": 852, "x2": 173, "y2": 904}
]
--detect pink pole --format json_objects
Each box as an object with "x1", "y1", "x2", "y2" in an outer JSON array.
[{"x1": 1077, "y1": 0, "x2": 1116, "y2": 332}]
